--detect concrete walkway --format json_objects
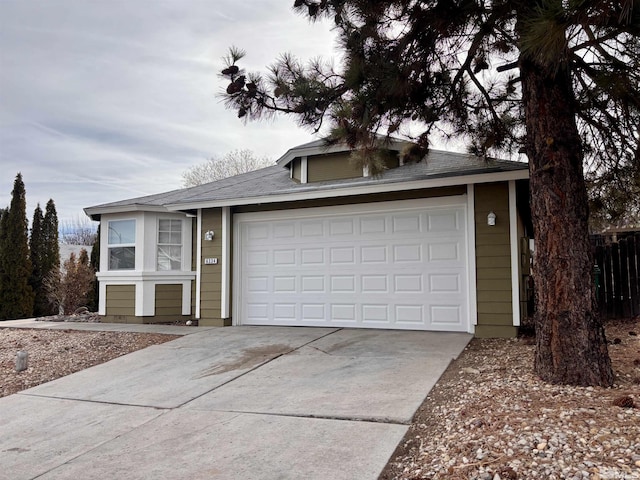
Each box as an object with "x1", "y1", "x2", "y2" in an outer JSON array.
[
  {"x1": 0, "y1": 323, "x2": 471, "y2": 480},
  {"x1": 0, "y1": 318, "x2": 213, "y2": 335}
]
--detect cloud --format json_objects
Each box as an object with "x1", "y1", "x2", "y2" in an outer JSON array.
[{"x1": 0, "y1": 0, "x2": 339, "y2": 222}]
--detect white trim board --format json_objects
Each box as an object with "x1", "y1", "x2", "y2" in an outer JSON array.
[
  {"x1": 220, "y1": 206, "x2": 231, "y2": 319},
  {"x1": 509, "y1": 180, "x2": 521, "y2": 327},
  {"x1": 466, "y1": 184, "x2": 478, "y2": 329}
]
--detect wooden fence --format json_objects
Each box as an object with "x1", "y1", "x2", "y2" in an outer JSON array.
[{"x1": 592, "y1": 233, "x2": 640, "y2": 319}]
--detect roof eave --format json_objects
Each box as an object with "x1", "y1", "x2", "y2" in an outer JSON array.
[
  {"x1": 83, "y1": 204, "x2": 172, "y2": 220},
  {"x1": 164, "y1": 168, "x2": 529, "y2": 211}
]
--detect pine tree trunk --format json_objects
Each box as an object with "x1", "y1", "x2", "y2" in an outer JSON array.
[{"x1": 519, "y1": 54, "x2": 614, "y2": 386}]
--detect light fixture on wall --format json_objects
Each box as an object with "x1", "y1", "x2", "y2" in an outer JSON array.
[
  {"x1": 204, "y1": 230, "x2": 215, "y2": 241},
  {"x1": 487, "y1": 211, "x2": 496, "y2": 226}
]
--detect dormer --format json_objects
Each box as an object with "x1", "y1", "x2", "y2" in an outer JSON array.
[{"x1": 277, "y1": 137, "x2": 411, "y2": 184}]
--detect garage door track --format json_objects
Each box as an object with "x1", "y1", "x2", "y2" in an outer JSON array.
[{"x1": 1, "y1": 326, "x2": 471, "y2": 480}]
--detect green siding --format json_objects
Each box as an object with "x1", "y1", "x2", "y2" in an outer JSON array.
[
  {"x1": 474, "y1": 182, "x2": 514, "y2": 332},
  {"x1": 105, "y1": 285, "x2": 135, "y2": 316},
  {"x1": 475, "y1": 325, "x2": 518, "y2": 338},
  {"x1": 200, "y1": 208, "x2": 223, "y2": 326},
  {"x1": 155, "y1": 284, "x2": 182, "y2": 317},
  {"x1": 104, "y1": 284, "x2": 138, "y2": 323},
  {"x1": 102, "y1": 314, "x2": 144, "y2": 324},
  {"x1": 307, "y1": 152, "x2": 362, "y2": 182}
]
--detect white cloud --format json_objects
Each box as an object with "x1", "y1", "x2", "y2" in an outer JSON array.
[{"x1": 0, "y1": 0, "x2": 340, "y2": 222}]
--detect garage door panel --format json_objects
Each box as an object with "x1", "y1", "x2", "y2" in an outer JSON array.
[
  {"x1": 394, "y1": 274, "x2": 424, "y2": 293},
  {"x1": 392, "y1": 214, "x2": 421, "y2": 233},
  {"x1": 362, "y1": 304, "x2": 389, "y2": 322},
  {"x1": 427, "y1": 210, "x2": 462, "y2": 232},
  {"x1": 301, "y1": 276, "x2": 324, "y2": 292},
  {"x1": 273, "y1": 249, "x2": 296, "y2": 266},
  {"x1": 329, "y1": 219, "x2": 354, "y2": 235},
  {"x1": 330, "y1": 247, "x2": 356, "y2": 264},
  {"x1": 301, "y1": 248, "x2": 324, "y2": 265},
  {"x1": 392, "y1": 244, "x2": 423, "y2": 263},
  {"x1": 427, "y1": 242, "x2": 461, "y2": 262},
  {"x1": 394, "y1": 305, "x2": 424, "y2": 324},
  {"x1": 361, "y1": 245, "x2": 387, "y2": 263},
  {"x1": 235, "y1": 200, "x2": 469, "y2": 331},
  {"x1": 430, "y1": 305, "x2": 463, "y2": 327},
  {"x1": 360, "y1": 216, "x2": 386, "y2": 234},
  {"x1": 429, "y1": 273, "x2": 462, "y2": 293}
]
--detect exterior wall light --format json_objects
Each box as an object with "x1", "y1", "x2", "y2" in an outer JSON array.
[
  {"x1": 487, "y1": 211, "x2": 496, "y2": 226},
  {"x1": 204, "y1": 230, "x2": 215, "y2": 241}
]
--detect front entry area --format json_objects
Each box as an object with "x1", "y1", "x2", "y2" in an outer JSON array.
[{"x1": 233, "y1": 197, "x2": 471, "y2": 331}]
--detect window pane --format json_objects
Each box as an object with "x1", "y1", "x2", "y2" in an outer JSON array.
[
  {"x1": 108, "y1": 220, "x2": 136, "y2": 245},
  {"x1": 109, "y1": 247, "x2": 135, "y2": 270},
  {"x1": 157, "y1": 219, "x2": 182, "y2": 271},
  {"x1": 157, "y1": 245, "x2": 181, "y2": 271}
]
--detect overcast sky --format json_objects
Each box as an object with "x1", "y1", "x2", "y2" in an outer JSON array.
[{"x1": 0, "y1": 0, "x2": 342, "y2": 224}]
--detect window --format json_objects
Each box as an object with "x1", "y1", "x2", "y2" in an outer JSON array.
[
  {"x1": 157, "y1": 219, "x2": 182, "y2": 270},
  {"x1": 108, "y1": 220, "x2": 135, "y2": 270}
]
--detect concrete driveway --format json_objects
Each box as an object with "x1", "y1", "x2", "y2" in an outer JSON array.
[{"x1": 0, "y1": 326, "x2": 471, "y2": 480}]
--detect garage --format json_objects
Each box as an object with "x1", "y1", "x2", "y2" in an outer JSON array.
[{"x1": 233, "y1": 197, "x2": 470, "y2": 331}]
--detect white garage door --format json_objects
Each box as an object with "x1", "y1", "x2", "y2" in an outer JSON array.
[{"x1": 233, "y1": 198, "x2": 470, "y2": 331}]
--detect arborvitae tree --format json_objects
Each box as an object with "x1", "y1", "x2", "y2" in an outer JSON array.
[
  {"x1": 0, "y1": 208, "x2": 8, "y2": 319},
  {"x1": 42, "y1": 199, "x2": 60, "y2": 315},
  {"x1": 87, "y1": 224, "x2": 100, "y2": 312},
  {"x1": 221, "y1": 1, "x2": 640, "y2": 386},
  {"x1": 29, "y1": 204, "x2": 47, "y2": 317},
  {"x1": 0, "y1": 174, "x2": 34, "y2": 320}
]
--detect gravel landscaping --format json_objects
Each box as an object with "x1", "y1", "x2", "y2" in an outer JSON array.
[
  {"x1": 381, "y1": 317, "x2": 640, "y2": 480},
  {"x1": 1, "y1": 323, "x2": 178, "y2": 398}
]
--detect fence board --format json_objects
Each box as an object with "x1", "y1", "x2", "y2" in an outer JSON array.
[
  {"x1": 619, "y1": 239, "x2": 632, "y2": 317},
  {"x1": 603, "y1": 244, "x2": 614, "y2": 317},
  {"x1": 611, "y1": 243, "x2": 623, "y2": 317},
  {"x1": 591, "y1": 232, "x2": 640, "y2": 319},
  {"x1": 631, "y1": 235, "x2": 640, "y2": 316},
  {"x1": 595, "y1": 245, "x2": 605, "y2": 316}
]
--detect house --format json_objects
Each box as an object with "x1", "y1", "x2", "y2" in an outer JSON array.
[{"x1": 84, "y1": 138, "x2": 532, "y2": 337}]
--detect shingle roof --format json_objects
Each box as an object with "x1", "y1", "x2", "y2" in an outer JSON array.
[{"x1": 85, "y1": 149, "x2": 528, "y2": 216}]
